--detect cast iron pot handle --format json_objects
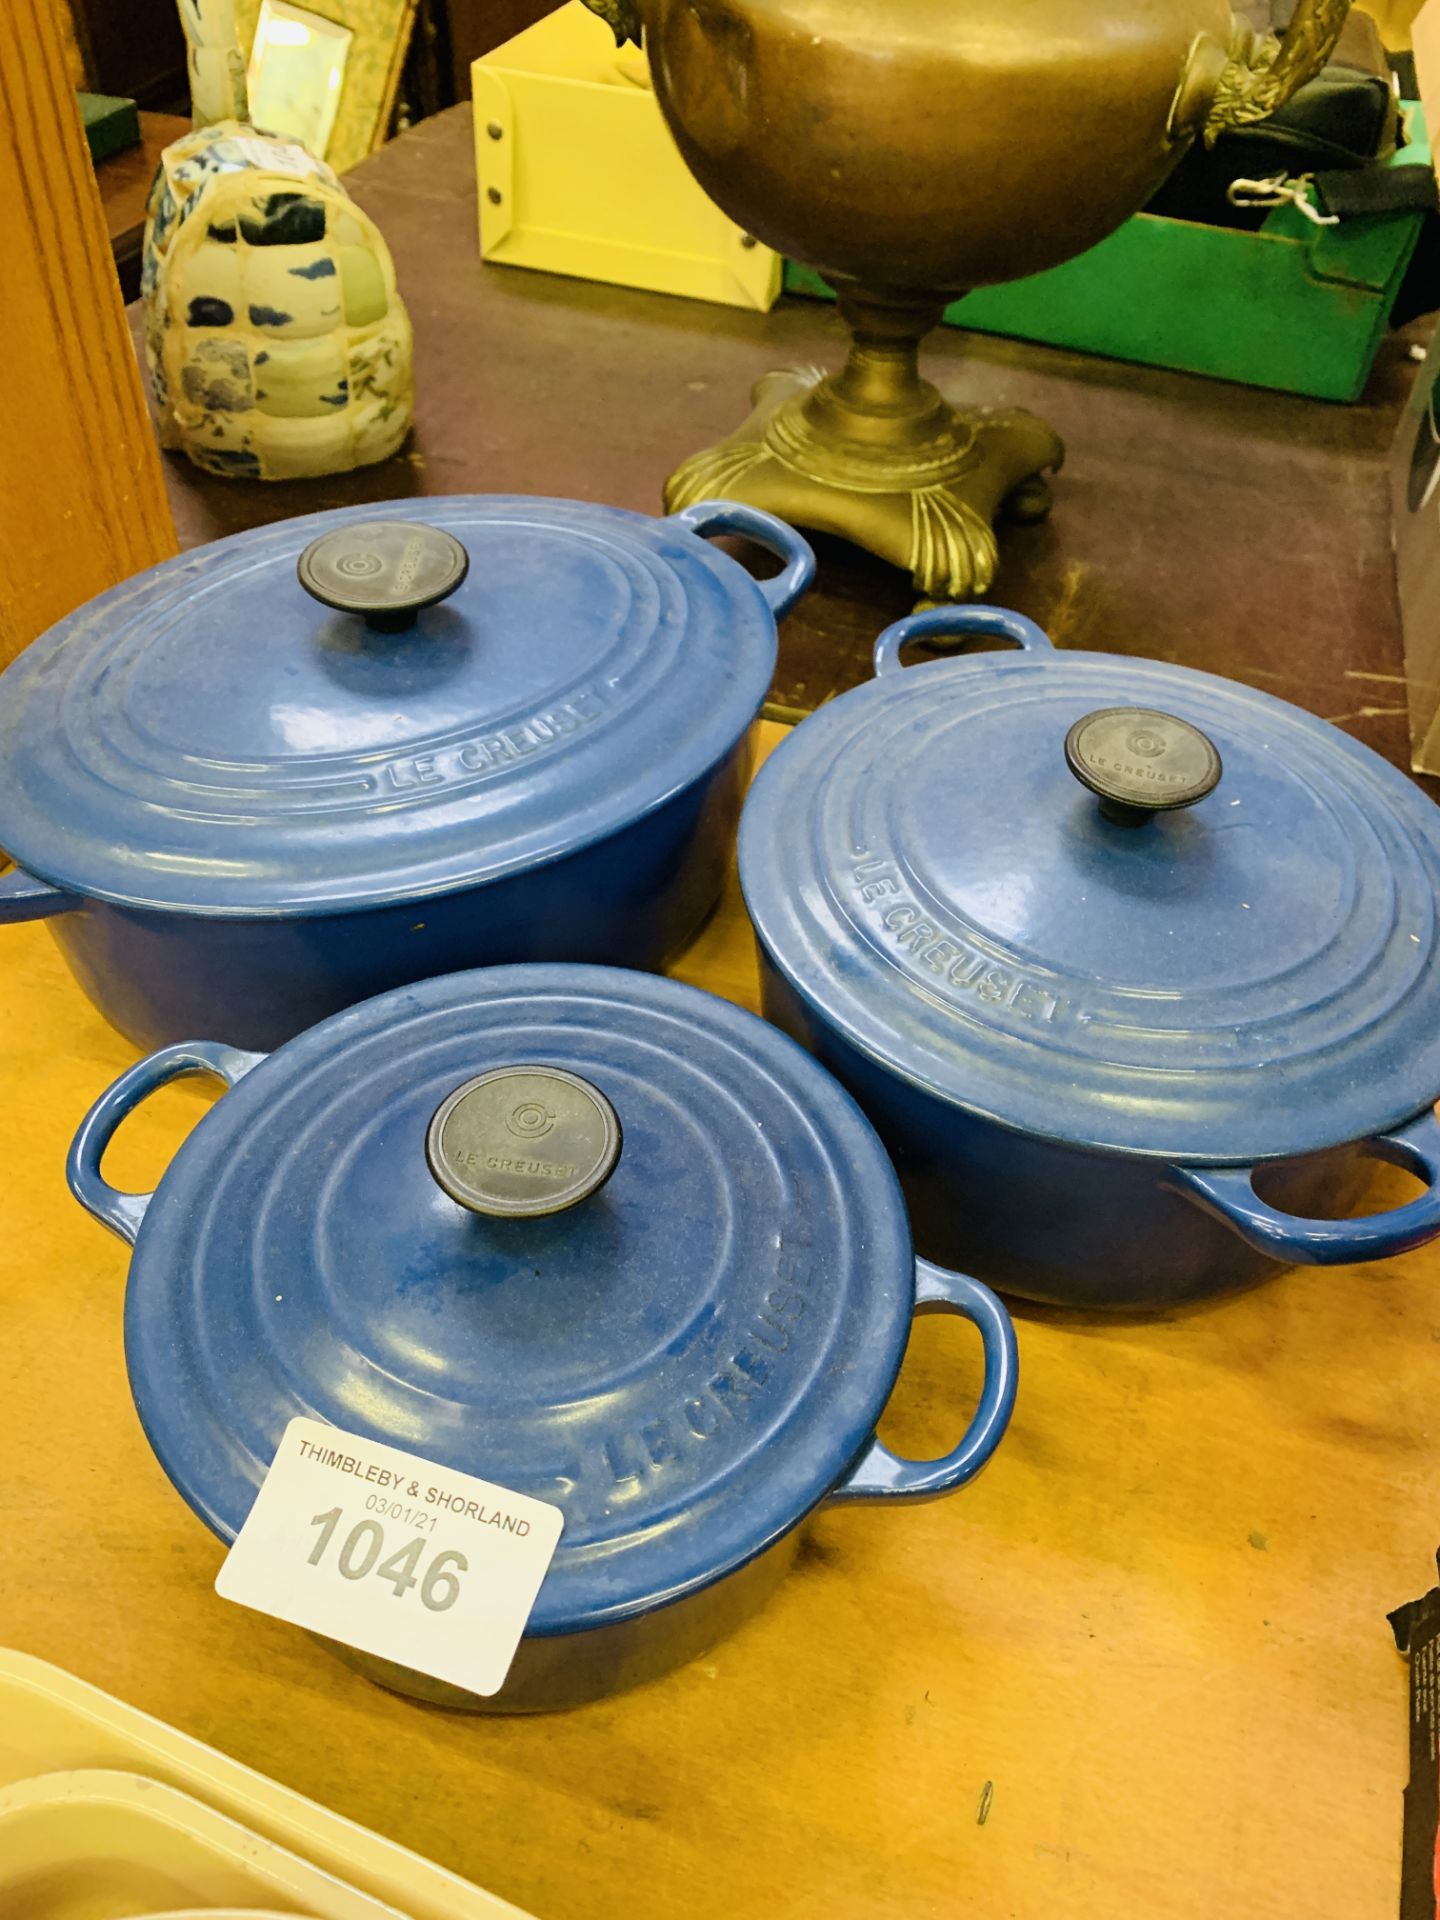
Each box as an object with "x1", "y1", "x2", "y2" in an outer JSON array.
[
  {"x1": 68, "y1": 1041, "x2": 267, "y2": 1245},
  {"x1": 1168, "y1": 1109, "x2": 1440, "y2": 1265},
  {"x1": 828, "y1": 1259, "x2": 1018, "y2": 1503},
  {"x1": 0, "y1": 865, "x2": 77, "y2": 923},
  {"x1": 669, "y1": 500, "x2": 817, "y2": 621},
  {"x1": 872, "y1": 603, "x2": 1054, "y2": 677}
]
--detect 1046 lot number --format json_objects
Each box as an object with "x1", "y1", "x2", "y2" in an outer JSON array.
[{"x1": 308, "y1": 1506, "x2": 467, "y2": 1610}]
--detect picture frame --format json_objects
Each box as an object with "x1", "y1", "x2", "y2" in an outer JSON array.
[{"x1": 232, "y1": 0, "x2": 416, "y2": 171}]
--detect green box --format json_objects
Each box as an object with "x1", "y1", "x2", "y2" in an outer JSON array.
[
  {"x1": 79, "y1": 92, "x2": 140, "y2": 166},
  {"x1": 785, "y1": 111, "x2": 1430, "y2": 404}
]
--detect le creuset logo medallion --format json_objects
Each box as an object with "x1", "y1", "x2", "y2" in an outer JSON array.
[
  {"x1": 508, "y1": 1100, "x2": 557, "y2": 1140},
  {"x1": 1126, "y1": 726, "x2": 1166, "y2": 758},
  {"x1": 426, "y1": 1066, "x2": 622, "y2": 1218}
]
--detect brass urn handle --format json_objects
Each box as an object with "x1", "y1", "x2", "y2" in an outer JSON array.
[
  {"x1": 1205, "y1": 1, "x2": 1352, "y2": 142},
  {"x1": 582, "y1": 0, "x2": 642, "y2": 46}
]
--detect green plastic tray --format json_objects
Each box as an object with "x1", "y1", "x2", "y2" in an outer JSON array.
[{"x1": 785, "y1": 110, "x2": 1430, "y2": 403}]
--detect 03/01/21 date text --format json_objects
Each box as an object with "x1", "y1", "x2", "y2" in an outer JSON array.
[{"x1": 363, "y1": 1492, "x2": 439, "y2": 1531}]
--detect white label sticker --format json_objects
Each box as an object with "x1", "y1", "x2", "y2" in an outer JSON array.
[
  {"x1": 215, "y1": 1418, "x2": 564, "y2": 1699},
  {"x1": 234, "y1": 134, "x2": 326, "y2": 177}
]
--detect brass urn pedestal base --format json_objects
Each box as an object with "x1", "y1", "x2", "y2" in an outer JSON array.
[{"x1": 663, "y1": 291, "x2": 1065, "y2": 601}]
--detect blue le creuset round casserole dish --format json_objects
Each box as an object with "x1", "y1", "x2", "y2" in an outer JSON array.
[
  {"x1": 67, "y1": 964, "x2": 1017, "y2": 1711},
  {"x1": 0, "y1": 496, "x2": 814, "y2": 1052},
  {"x1": 739, "y1": 604, "x2": 1440, "y2": 1310}
]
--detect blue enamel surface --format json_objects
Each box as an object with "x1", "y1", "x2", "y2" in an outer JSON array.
[
  {"x1": 755, "y1": 947, "x2": 1439, "y2": 1305},
  {"x1": 828, "y1": 1260, "x2": 1017, "y2": 1498},
  {"x1": 20, "y1": 739, "x2": 750, "y2": 1051},
  {"x1": 0, "y1": 496, "x2": 802, "y2": 915},
  {"x1": 1167, "y1": 1108, "x2": 1440, "y2": 1263},
  {"x1": 740, "y1": 638, "x2": 1440, "y2": 1166},
  {"x1": 118, "y1": 967, "x2": 933, "y2": 1633}
]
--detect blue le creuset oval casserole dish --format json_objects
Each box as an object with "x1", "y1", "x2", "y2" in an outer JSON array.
[
  {"x1": 66, "y1": 964, "x2": 1017, "y2": 1711},
  {"x1": 739, "y1": 605, "x2": 1440, "y2": 1309},
  {"x1": 0, "y1": 496, "x2": 814, "y2": 1051}
]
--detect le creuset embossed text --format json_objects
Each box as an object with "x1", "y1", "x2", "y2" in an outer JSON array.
[
  {"x1": 0, "y1": 495, "x2": 813, "y2": 1051},
  {"x1": 739, "y1": 605, "x2": 1440, "y2": 1308},
  {"x1": 67, "y1": 965, "x2": 1017, "y2": 1711}
]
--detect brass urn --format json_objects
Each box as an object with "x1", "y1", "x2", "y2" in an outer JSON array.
[{"x1": 583, "y1": 0, "x2": 1352, "y2": 597}]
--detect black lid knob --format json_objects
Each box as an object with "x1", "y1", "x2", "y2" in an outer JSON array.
[
  {"x1": 426, "y1": 1066, "x2": 622, "y2": 1219},
  {"x1": 297, "y1": 520, "x2": 469, "y2": 631},
  {"x1": 1064, "y1": 707, "x2": 1222, "y2": 828}
]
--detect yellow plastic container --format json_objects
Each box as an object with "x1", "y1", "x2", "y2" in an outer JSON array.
[
  {"x1": 472, "y1": 1, "x2": 780, "y2": 311},
  {"x1": 0, "y1": 1770, "x2": 406, "y2": 1919},
  {"x1": 0, "y1": 1650, "x2": 534, "y2": 1920}
]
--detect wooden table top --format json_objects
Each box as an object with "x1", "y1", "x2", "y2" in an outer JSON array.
[
  {"x1": 1, "y1": 718, "x2": 1432, "y2": 1920},
  {"x1": 96, "y1": 110, "x2": 188, "y2": 299}
]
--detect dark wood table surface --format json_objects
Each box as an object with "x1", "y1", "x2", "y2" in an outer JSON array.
[
  {"x1": 99, "y1": 109, "x2": 188, "y2": 302},
  {"x1": 130, "y1": 102, "x2": 1435, "y2": 770}
]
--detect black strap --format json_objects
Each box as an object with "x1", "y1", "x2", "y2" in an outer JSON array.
[{"x1": 1314, "y1": 164, "x2": 1440, "y2": 218}]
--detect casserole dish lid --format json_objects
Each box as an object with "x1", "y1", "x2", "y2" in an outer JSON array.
[
  {"x1": 120, "y1": 967, "x2": 917, "y2": 1634},
  {"x1": 0, "y1": 497, "x2": 810, "y2": 917},
  {"x1": 739, "y1": 610, "x2": 1440, "y2": 1165}
]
